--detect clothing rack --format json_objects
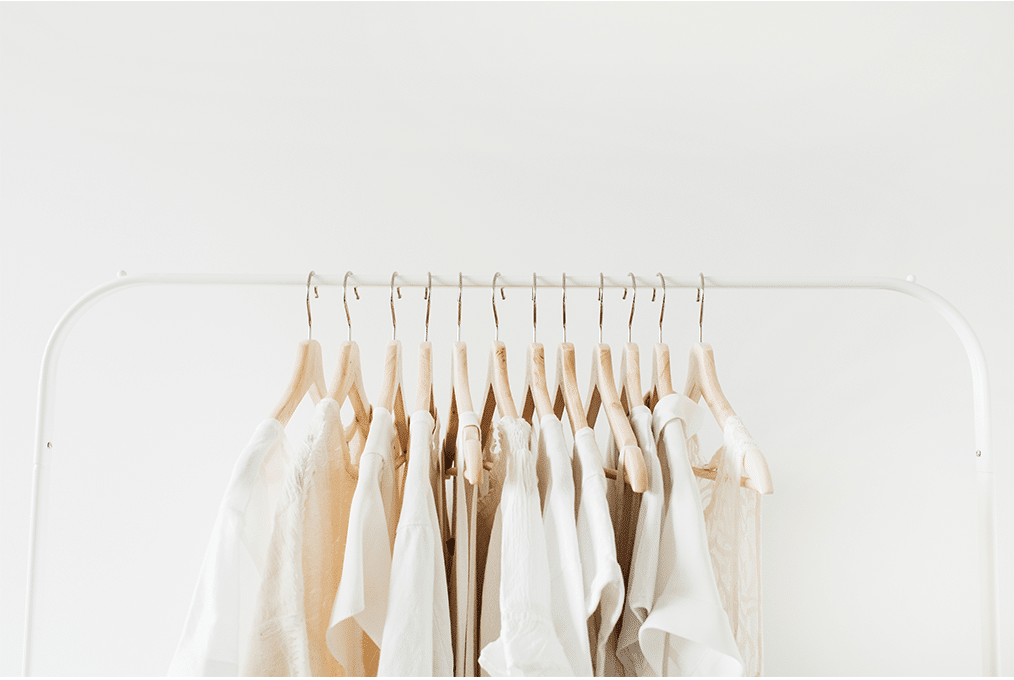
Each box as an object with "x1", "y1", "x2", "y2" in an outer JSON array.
[{"x1": 22, "y1": 272, "x2": 1000, "y2": 676}]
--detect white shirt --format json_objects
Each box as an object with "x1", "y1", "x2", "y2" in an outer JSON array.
[
  {"x1": 168, "y1": 419, "x2": 290, "y2": 676},
  {"x1": 639, "y1": 393, "x2": 744, "y2": 676},
  {"x1": 478, "y1": 417, "x2": 574, "y2": 677},
  {"x1": 327, "y1": 406, "x2": 399, "y2": 675},
  {"x1": 617, "y1": 404, "x2": 665, "y2": 676},
  {"x1": 378, "y1": 410, "x2": 454, "y2": 676},
  {"x1": 572, "y1": 426, "x2": 624, "y2": 677},
  {"x1": 540, "y1": 414, "x2": 594, "y2": 676},
  {"x1": 243, "y1": 399, "x2": 354, "y2": 676}
]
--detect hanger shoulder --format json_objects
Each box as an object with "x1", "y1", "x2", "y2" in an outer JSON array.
[
  {"x1": 554, "y1": 342, "x2": 588, "y2": 433},
  {"x1": 648, "y1": 342, "x2": 673, "y2": 409},
  {"x1": 522, "y1": 343, "x2": 554, "y2": 425},
  {"x1": 328, "y1": 341, "x2": 372, "y2": 453},
  {"x1": 618, "y1": 342, "x2": 642, "y2": 415},
  {"x1": 378, "y1": 340, "x2": 410, "y2": 455},
  {"x1": 686, "y1": 342, "x2": 736, "y2": 426},
  {"x1": 268, "y1": 339, "x2": 327, "y2": 427},
  {"x1": 415, "y1": 341, "x2": 434, "y2": 416},
  {"x1": 447, "y1": 340, "x2": 483, "y2": 485},
  {"x1": 586, "y1": 344, "x2": 648, "y2": 492}
]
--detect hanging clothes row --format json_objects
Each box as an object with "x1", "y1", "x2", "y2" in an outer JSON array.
[{"x1": 167, "y1": 272, "x2": 774, "y2": 678}]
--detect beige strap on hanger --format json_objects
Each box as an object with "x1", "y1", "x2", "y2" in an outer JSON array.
[
  {"x1": 268, "y1": 271, "x2": 328, "y2": 427},
  {"x1": 684, "y1": 274, "x2": 774, "y2": 494},
  {"x1": 443, "y1": 273, "x2": 484, "y2": 484},
  {"x1": 585, "y1": 274, "x2": 648, "y2": 493}
]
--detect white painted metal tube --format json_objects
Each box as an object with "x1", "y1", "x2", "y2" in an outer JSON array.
[{"x1": 22, "y1": 273, "x2": 1000, "y2": 675}]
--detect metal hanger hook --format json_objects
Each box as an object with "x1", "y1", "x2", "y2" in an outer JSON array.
[
  {"x1": 655, "y1": 273, "x2": 666, "y2": 343},
  {"x1": 561, "y1": 272, "x2": 567, "y2": 343},
  {"x1": 343, "y1": 271, "x2": 359, "y2": 342},
  {"x1": 697, "y1": 272, "x2": 705, "y2": 343},
  {"x1": 306, "y1": 271, "x2": 318, "y2": 341},
  {"x1": 598, "y1": 273, "x2": 604, "y2": 344},
  {"x1": 390, "y1": 272, "x2": 401, "y2": 341},
  {"x1": 624, "y1": 272, "x2": 636, "y2": 343},
  {"x1": 532, "y1": 273, "x2": 538, "y2": 343},
  {"x1": 424, "y1": 272, "x2": 432, "y2": 343},
  {"x1": 492, "y1": 272, "x2": 506, "y2": 341},
  {"x1": 457, "y1": 272, "x2": 463, "y2": 343}
]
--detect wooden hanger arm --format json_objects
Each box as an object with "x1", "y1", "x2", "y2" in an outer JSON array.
[
  {"x1": 685, "y1": 342, "x2": 736, "y2": 425},
  {"x1": 523, "y1": 343, "x2": 554, "y2": 424},
  {"x1": 554, "y1": 342, "x2": 588, "y2": 433},
  {"x1": 491, "y1": 341, "x2": 518, "y2": 418},
  {"x1": 415, "y1": 342, "x2": 434, "y2": 415},
  {"x1": 619, "y1": 342, "x2": 642, "y2": 414},
  {"x1": 268, "y1": 339, "x2": 327, "y2": 427},
  {"x1": 586, "y1": 344, "x2": 648, "y2": 492}
]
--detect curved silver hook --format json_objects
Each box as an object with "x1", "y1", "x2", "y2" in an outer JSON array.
[
  {"x1": 424, "y1": 272, "x2": 432, "y2": 343},
  {"x1": 457, "y1": 273, "x2": 463, "y2": 342},
  {"x1": 390, "y1": 272, "x2": 401, "y2": 341},
  {"x1": 561, "y1": 272, "x2": 567, "y2": 343},
  {"x1": 343, "y1": 271, "x2": 359, "y2": 342},
  {"x1": 598, "y1": 273, "x2": 604, "y2": 344},
  {"x1": 492, "y1": 272, "x2": 506, "y2": 341},
  {"x1": 624, "y1": 272, "x2": 636, "y2": 343},
  {"x1": 306, "y1": 271, "x2": 318, "y2": 341},
  {"x1": 532, "y1": 273, "x2": 538, "y2": 343},
  {"x1": 697, "y1": 272, "x2": 705, "y2": 343},
  {"x1": 655, "y1": 273, "x2": 666, "y2": 343}
]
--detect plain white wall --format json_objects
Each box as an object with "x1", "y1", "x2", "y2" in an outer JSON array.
[{"x1": 1, "y1": 3, "x2": 1011, "y2": 675}]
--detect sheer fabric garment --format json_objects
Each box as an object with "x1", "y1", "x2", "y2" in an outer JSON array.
[
  {"x1": 691, "y1": 415, "x2": 764, "y2": 676},
  {"x1": 242, "y1": 399, "x2": 358, "y2": 676},
  {"x1": 327, "y1": 406, "x2": 400, "y2": 676},
  {"x1": 168, "y1": 419, "x2": 291, "y2": 676},
  {"x1": 572, "y1": 426, "x2": 624, "y2": 677},
  {"x1": 616, "y1": 405, "x2": 665, "y2": 676},
  {"x1": 378, "y1": 410, "x2": 453, "y2": 676},
  {"x1": 638, "y1": 393, "x2": 744, "y2": 676},
  {"x1": 539, "y1": 414, "x2": 594, "y2": 676},
  {"x1": 477, "y1": 417, "x2": 574, "y2": 677}
]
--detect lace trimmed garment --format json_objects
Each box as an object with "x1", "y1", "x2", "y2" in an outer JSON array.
[
  {"x1": 378, "y1": 410, "x2": 453, "y2": 676},
  {"x1": 690, "y1": 414, "x2": 764, "y2": 676},
  {"x1": 639, "y1": 393, "x2": 743, "y2": 676},
  {"x1": 169, "y1": 419, "x2": 291, "y2": 676},
  {"x1": 327, "y1": 406, "x2": 400, "y2": 676},
  {"x1": 572, "y1": 426, "x2": 624, "y2": 677},
  {"x1": 478, "y1": 417, "x2": 574, "y2": 676},
  {"x1": 243, "y1": 398, "x2": 357, "y2": 676}
]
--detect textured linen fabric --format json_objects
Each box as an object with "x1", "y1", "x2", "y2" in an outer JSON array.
[
  {"x1": 638, "y1": 393, "x2": 744, "y2": 676},
  {"x1": 242, "y1": 398, "x2": 358, "y2": 676},
  {"x1": 327, "y1": 406, "x2": 400, "y2": 675},
  {"x1": 168, "y1": 419, "x2": 291, "y2": 676},
  {"x1": 692, "y1": 415, "x2": 765, "y2": 676},
  {"x1": 540, "y1": 414, "x2": 594, "y2": 676},
  {"x1": 572, "y1": 426, "x2": 624, "y2": 677},
  {"x1": 450, "y1": 410, "x2": 481, "y2": 676},
  {"x1": 378, "y1": 410, "x2": 453, "y2": 676},
  {"x1": 478, "y1": 417, "x2": 574, "y2": 677},
  {"x1": 616, "y1": 405, "x2": 665, "y2": 676}
]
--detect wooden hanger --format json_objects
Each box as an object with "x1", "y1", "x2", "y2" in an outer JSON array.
[
  {"x1": 683, "y1": 275, "x2": 773, "y2": 494},
  {"x1": 268, "y1": 271, "x2": 328, "y2": 427},
  {"x1": 328, "y1": 272, "x2": 373, "y2": 463},
  {"x1": 646, "y1": 273, "x2": 674, "y2": 410},
  {"x1": 415, "y1": 274, "x2": 437, "y2": 420},
  {"x1": 552, "y1": 274, "x2": 589, "y2": 435},
  {"x1": 479, "y1": 273, "x2": 519, "y2": 452},
  {"x1": 617, "y1": 273, "x2": 642, "y2": 416},
  {"x1": 442, "y1": 273, "x2": 484, "y2": 484},
  {"x1": 521, "y1": 274, "x2": 554, "y2": 426},
  {"x1": 584, "y1": 274, "x2": 648, "y2": 493},
  {"x1": 378, "y1": 273, "x2": 410, "y2": 463}
]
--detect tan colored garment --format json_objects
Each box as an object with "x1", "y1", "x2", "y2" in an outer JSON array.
[{"x1": 243, "y1": 398, "x2": 363, "y2": 676}]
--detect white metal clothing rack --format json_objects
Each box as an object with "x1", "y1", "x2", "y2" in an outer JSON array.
[{"x1": 22, "y1": 272, "x2": 1001, "y2": 676}]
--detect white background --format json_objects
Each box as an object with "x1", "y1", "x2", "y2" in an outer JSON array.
[{"x1": 1, "y1": 3, "x2": 1011, "y2": 675}]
